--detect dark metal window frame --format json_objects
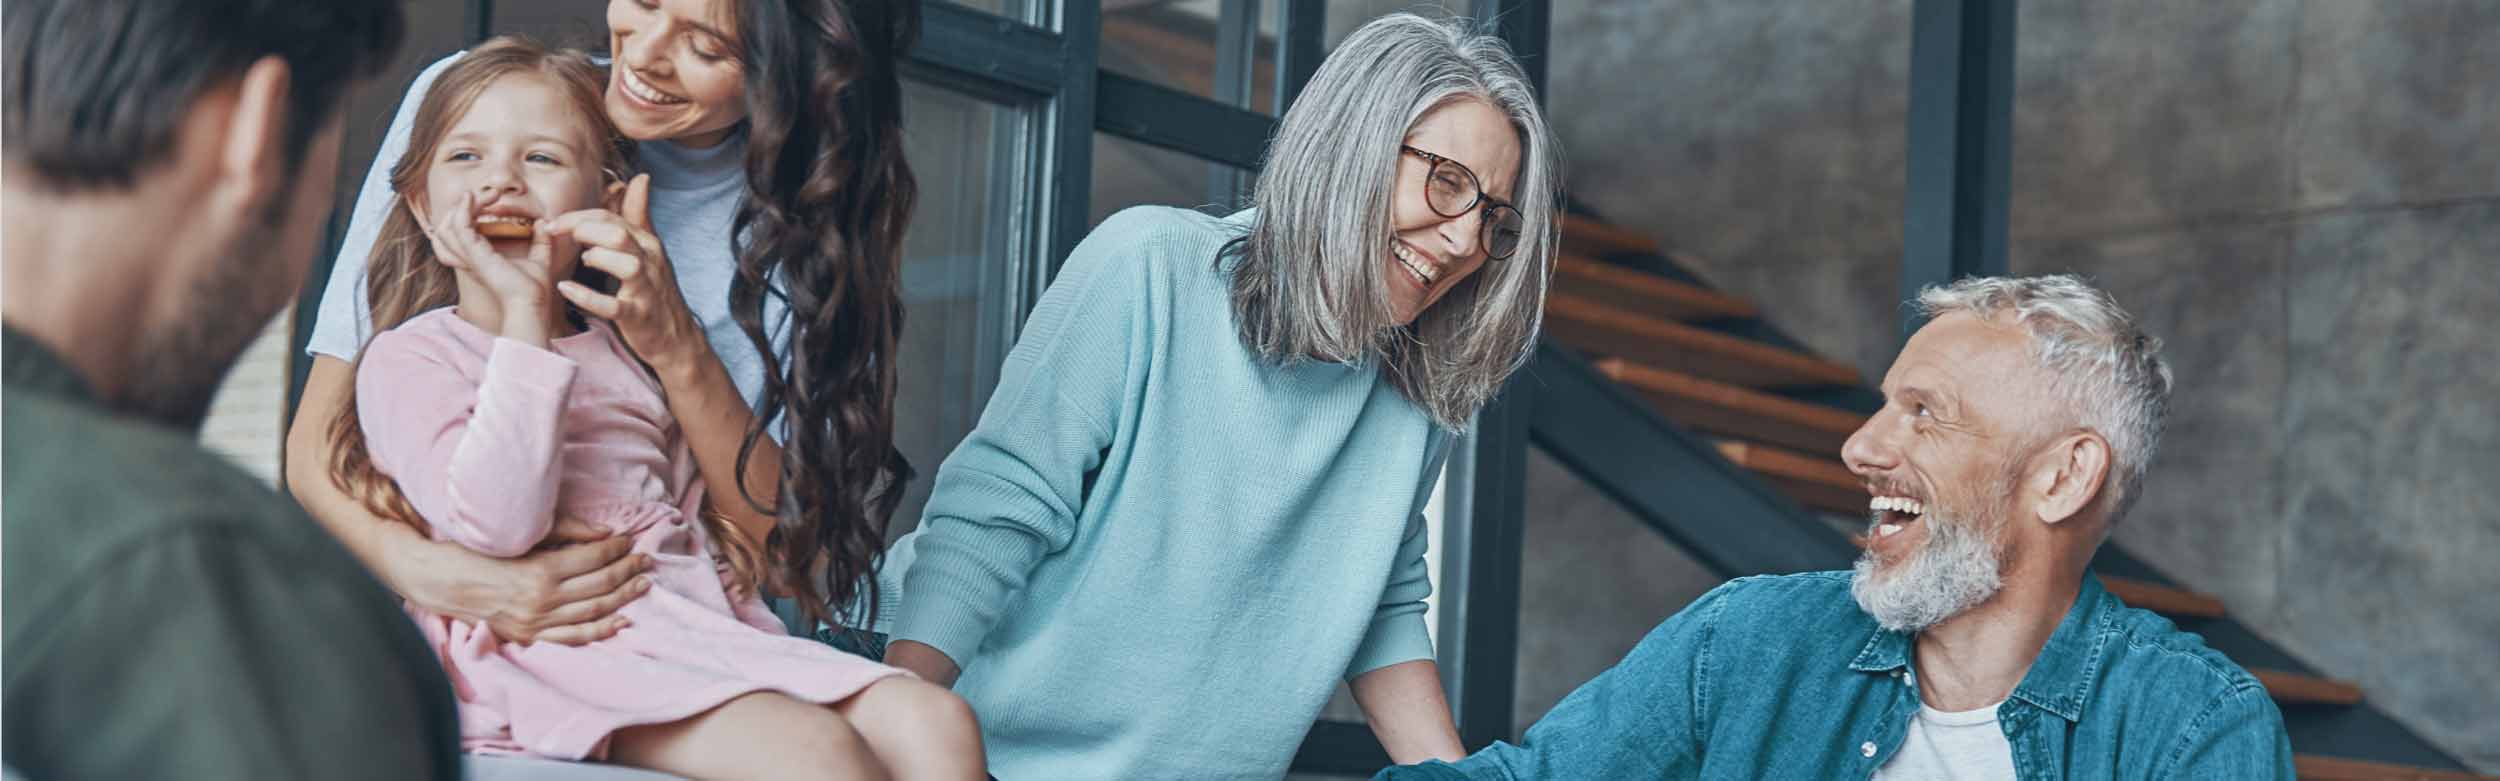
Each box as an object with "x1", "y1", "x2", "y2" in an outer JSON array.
[{"x1": 1898, "y1": 0, "x2": 2016, "y2": 341}]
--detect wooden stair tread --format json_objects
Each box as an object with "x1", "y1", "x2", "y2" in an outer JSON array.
[
  {"x1": 1596, "y1": 358, "x2": 1863, "y2": 456},
  {"x1": 2100, "y1": 575, "x2": 2228, "y2": 619},
  {"x1": 2296, "y1": 754, "x2": 2498, "y2": 780},
  {"x1": 1554, "y1": 255, "x2": 1757, "y2": 321},
  {"x1": 1712, "y1": 440, "x2": 1866, "y2": 515},
  {"x1": 1713, "y1": 441, "x2": 1858, "y2": 489},
  {"x1": 1548, "y1": 294, "x2": 1861, "y2": 388},
  {"x1": 2256, "y1": 669, "x2": 2366, "y2": 706},
  {"x1": 1559, "y1": 213, "x2": 1662, "y2": 258}
]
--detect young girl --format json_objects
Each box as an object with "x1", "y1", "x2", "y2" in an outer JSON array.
[{"x1": 325, "y1": 37, "x2": 981, "y2": 780}]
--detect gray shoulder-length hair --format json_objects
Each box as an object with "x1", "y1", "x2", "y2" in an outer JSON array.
[{"x1": 1225, "y1": 12, "x2": 1560, "y2": 431}]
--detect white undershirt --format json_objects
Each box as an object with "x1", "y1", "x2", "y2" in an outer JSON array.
[{"x1": 1872, "y1": 699, "x2": 2018, "y2": 780}]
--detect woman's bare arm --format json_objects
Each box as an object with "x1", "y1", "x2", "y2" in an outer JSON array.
[
  {"x1": 286, "y1": 356, "x2": 653, "y2": 644},
  {"x1": 1351, "y1": 659, "x2": 1467, "y2": 765},
  {"x1": 551, "y1": 177, "x2": 783, "y2": 547},
  {"x1": 646, "y1": 338, "x2": 785, "y2": 547}
]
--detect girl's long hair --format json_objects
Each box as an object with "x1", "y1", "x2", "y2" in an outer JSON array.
[
  {"x1": 724, "y1": 0, "x2": 920, "y2": 629},
  {"x1": 323, "y1": 37, "x2": 658, "y2": 566}
]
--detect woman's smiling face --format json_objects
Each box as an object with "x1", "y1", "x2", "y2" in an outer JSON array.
[
  {"x1": 1385, "y1": 98, "x2": 1521, "y2": 326},
  {"x1": 605, "y1": 0, "x2": 746, "y2": 146}
]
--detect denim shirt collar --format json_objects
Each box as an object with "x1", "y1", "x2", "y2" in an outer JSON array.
[{"x1": 1846, "y1": 572, "x2": 2120, "y2": 722}]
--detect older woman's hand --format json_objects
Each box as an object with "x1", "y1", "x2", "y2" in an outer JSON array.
[
  {"x1": 410, "y1": 517, "x2": 657, "y2": 645},
  {"x1": 546, "y1": 174, "x2": 711, "y2": 375}
]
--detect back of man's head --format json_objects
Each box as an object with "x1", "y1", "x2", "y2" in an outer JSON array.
[{"x1": 4, "y1": 0, "x2": 404, "y2": 192}]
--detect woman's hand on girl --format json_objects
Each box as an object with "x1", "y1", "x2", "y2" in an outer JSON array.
[
  {"x1": 545, "y1": 174, "x2": 709, "y2": 374},
  {"x1": 466, "y1": 522, "x2": 657, "y2": 646}
]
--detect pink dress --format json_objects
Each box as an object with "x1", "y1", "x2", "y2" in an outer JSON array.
[{"x1": 356, "y1": 308, "x2": 903, "y2": 760}]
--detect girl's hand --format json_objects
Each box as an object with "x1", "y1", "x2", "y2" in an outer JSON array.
[
  {"x1": 545, "y1": 174, "x2": 708, "y2": 374},
  {"x1": 426, "y1": 192, "x2": 557, "y2": 317}
]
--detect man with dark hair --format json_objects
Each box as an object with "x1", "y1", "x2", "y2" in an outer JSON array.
[{"x1": 2, "y1": 1, "x2": 458, "y2": 778}]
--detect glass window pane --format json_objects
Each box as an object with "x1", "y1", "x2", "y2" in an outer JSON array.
[
  {"x1": 890, "y1": 78, "x2": 1033, "y2": 534},
  {"x1": 1089, "y1": 131, "x2": 1256, "y2": 229},
  {"x1": 1102, "y1": 0, "x2": 1281, "y2": 112}
]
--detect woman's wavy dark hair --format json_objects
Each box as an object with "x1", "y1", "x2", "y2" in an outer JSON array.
[{"x1": 726, "y1": 0, "x2": 920, "y2": 629}]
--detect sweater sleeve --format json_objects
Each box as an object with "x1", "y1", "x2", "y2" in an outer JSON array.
[
  {"x1": 1348, "y1": 430, "x2": 1454, "y2": 678},
  {"x1": 1346, "y1": 507, "x2": 1437, "y2": 678},
  {"x1": 356, "y1": 329, "x2": 579, "y2": 557},
  {"x1": 889, "y1": 209, "x2": 1167, "y2": 667},
  {"x1": 306, "y1": 51, "x2": 461, "y2": 361}
]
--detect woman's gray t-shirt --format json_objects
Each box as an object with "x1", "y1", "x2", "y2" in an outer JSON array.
[{"x1": 306, "y1": 52, "x2": 787, "y2": 411}]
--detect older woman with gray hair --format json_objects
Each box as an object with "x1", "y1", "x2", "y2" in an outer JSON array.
[{"x1": 874, "y1": 12, "x2": 1559, "y2": 778}]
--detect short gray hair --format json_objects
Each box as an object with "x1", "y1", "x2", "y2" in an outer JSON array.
[
  {"x1": 1916, "y1": 275, "x2": 2173, "y2": 522},
  {"x1": 1226, "y1": 12, "x2": 1560, "y2": 430}
]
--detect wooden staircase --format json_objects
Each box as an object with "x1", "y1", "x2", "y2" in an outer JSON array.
[{"x1": 1543, "y1": 212, "x2": 2492, "y2": 781}]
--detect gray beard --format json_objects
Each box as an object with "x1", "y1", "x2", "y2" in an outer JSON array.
[{"x1": 1850, "y1": 507, "x2": 2007, "y2": 633}]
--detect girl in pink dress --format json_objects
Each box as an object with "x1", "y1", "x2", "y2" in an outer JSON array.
[{"x1": 323, "y1": 37, "x2": 982, "y2": 780}]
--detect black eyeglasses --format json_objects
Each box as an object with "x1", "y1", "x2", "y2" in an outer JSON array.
[{"x1": 1402, "y1": 145, "x2": 1525, "y2": 260}]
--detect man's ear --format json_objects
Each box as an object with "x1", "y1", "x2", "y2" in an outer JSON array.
[
  {"x1": 2031, "y1": 431, "x2": 2112, "y2": 527},
  {"x1": 208, "y1": 56, "x2": 295, "y2": 223}
]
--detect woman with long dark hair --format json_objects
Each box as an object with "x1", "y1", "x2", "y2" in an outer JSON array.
[{"x1": 284, "y1": 1, "x2": 971, "y2": 774}]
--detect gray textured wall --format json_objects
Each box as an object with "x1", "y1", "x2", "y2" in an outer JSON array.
[{"x1": 1526, "y1": 0, "x2": 2500, "y2": 770}]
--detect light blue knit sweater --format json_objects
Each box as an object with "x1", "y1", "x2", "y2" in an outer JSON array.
[{"x1": 880, "y1": 206, "x2": 1451, "y2": 779}]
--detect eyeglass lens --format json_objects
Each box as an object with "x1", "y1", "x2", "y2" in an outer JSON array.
[{"x1": 1423, "y1": 159, "x2": 1524, "y2": 259}]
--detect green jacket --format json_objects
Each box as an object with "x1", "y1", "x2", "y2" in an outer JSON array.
[{"x1": 3, "y1": 325, "x2": 461, "y2": 779}]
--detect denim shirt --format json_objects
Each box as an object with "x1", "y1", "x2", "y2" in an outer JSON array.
[{"x1": 1385, "y1": 571, "x2": 2294, "y2": 780}]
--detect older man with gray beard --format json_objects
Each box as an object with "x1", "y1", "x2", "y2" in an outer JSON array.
[{"x1": 1382, "y1": 275, "x2": 2295, "y2": 780}]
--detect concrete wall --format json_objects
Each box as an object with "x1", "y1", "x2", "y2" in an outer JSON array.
[{"x1": 1530, "y1": 0, "x2": 2499, "y2": 769}]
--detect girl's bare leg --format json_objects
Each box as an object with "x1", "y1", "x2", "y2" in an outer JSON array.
[
  {"x1": 609, "y1": 691, "x2": 890, "y2": 781},
  {"x1": 834, "y1": 676, "x2": 987, "y2": 780}
]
